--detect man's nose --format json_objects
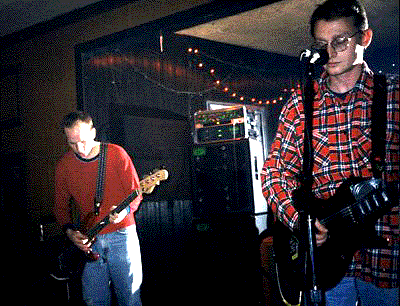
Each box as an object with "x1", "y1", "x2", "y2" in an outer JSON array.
[{"x1": 327, "y1": 44, "x2": 337, "y2": 58}]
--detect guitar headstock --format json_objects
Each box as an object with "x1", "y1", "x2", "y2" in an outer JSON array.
[{"x1": 140, "y1": 169, "x2": 169, "y2": 194}]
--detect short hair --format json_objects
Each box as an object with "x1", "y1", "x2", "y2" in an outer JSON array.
[
  {"x1": 62, "y1": 111, "x2": 93, "y2": 129},
  {"x1": 310, "y1": 0, "x2": 368, "y2": 38}
]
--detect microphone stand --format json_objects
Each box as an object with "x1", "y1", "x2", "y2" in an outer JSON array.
[{"x1": 297, "y1": 49, "x2": 328, "y2": 306}]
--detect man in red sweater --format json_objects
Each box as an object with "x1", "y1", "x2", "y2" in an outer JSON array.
[{"x1": 54, "y1": 111, "x2": 143, "y2": 306}]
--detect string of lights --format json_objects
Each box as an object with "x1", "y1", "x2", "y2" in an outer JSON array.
[
  {"x1": 186, "y1": 47, "x2": 399, "y2": 106},
  {"x1": 89, "y1": 53, "x2": 232, "y2": 96},
  {"x1": 89, "y1": 46, "x2": 301, "y2": 107},
  {"x1": 187, "y1": 47, "x2": 299, "y2": 106}
]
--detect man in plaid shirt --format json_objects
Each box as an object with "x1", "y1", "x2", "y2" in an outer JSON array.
[{"x1": 261, "y1": 1, "x2": 399, "y2": 305}]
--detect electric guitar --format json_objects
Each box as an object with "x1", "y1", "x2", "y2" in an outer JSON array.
[
  {"x1": 273, "y1": 178, "x2": 399, "y2": 306},
  {"x1": 54, "y1": 169, "x2": 168, "y2": 277}
]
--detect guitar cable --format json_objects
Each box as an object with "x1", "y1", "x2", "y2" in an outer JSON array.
[{"x1": 274, "y1": 261, "x2": 302, "y2": 306}]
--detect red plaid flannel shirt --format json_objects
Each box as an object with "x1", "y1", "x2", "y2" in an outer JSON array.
[{"x1": 261, "y1": 63, "x2": 399, "y2": 288}]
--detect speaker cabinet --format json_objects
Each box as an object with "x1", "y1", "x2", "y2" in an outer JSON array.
[{"x1": 191, "y1": 139, "x2": 267, "y2": 222}]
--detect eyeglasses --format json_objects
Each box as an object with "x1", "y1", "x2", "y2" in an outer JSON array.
[{"x1": 312, "y1": 31, "x2": 361, "y2": 53}]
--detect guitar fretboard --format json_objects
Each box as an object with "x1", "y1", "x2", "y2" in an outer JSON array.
[
  {"x1": 85, "y1": 190, "x2": 140, "y2": 240},
  {"x1": 320, "y1": 181, "x2": 398, "y2": 228}
]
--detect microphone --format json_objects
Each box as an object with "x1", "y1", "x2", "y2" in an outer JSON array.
[{"x1": 300, "y1": 48, "x2": 329, "y2": 65}]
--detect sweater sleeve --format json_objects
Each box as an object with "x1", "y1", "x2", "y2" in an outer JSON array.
[{"x1": 114, "y1": 145, "x2": 143, "y2": 213}]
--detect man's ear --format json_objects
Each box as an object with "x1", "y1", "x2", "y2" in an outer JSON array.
[
  {"x1": 362, "y1": 28, "x2": 373, "y2": 48},
  {"x1": 92, "y1": 127, "x2": 97, "y2": 140}
]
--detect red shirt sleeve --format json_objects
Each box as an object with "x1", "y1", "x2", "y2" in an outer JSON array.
[
  {"x1": 261, "y1": 93, "x2": 304, "y2": 230},
  {"x1": 113, "y1": 145, "x2": 143, "y2": 214}
]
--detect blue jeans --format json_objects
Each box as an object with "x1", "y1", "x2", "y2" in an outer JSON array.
[
  {"x1": 82, "y1": 225, "x2": 142, "y2": 306},
  {"x1": 325, "y1": 277, "x2": 399, "y2": 306}
]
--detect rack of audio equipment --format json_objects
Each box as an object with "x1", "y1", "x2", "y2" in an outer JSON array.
[
  {"x1": 193, "y1": 105, "x2": 267, "y2": 152},
  {"x1": 191, "y1": 104, "x2": 269, "y2": 234}
]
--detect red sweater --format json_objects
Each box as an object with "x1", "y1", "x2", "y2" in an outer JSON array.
[{"x1": 54, "y1": 143, "x2": 142, "y2": 234}]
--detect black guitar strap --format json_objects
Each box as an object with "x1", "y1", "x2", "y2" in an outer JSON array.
[
  {"x1": 371, "y1": 74, "x2": 388, "y2": 178},
  {"x1": 94, "y1": 142, "x2": 108, "y2": 216}
]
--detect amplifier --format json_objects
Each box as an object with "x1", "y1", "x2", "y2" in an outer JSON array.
[
  {"x1": 193, "y1": 105, "x2": 263, "y2": 144},
  {"x1": 191, "y1": 138, "x2": 268, "y2": 233}
]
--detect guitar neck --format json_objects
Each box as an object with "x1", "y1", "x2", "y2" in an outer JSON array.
[
  {"x1": 83, "y1": 169, "x2": 168, "y2": 241},
  {"x1": 319, "y1": 180, "x2": 399, "y2": 229},
  {"x1": 85, "y1": 190, "x2": 140, "y2": 240}
]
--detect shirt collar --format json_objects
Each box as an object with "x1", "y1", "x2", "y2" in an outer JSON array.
[{"x1": 316, "y1": 62, "x2": 374, "y2": 107}]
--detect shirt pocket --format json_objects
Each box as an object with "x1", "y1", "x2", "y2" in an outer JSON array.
[
  {"x1": 312, "y1": 131, "x2": 330, "y2": 175},
  {"x1": 352, "y1": 127, "x2": 371, "y2": 170}
]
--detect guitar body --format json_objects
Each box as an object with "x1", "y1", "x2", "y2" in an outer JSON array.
[
  {"x1": 273, "y1": 221, "x2": 358, "y2": 306},
  {"x1": 57, "y1": 237, "x2": 93, "y2": 277},
  {"x1": 273, "y1": 178, "x2": 397, "y2": 305},
  {"x1": 273, "y1": 221, "x2": 303, "y2": 306},
  {"x1": 311, "y1": 226, "x2": 358, "y2": 290},
  {"x1": 52, "y1": 211, "x2": 100, "y2": 278}
]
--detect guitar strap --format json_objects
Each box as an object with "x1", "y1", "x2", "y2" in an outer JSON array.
[
  {"x1": 371, "y1": 74, "x2": 387, "y2": 178},
  {"x1": 94, "y1": 142, "x2": 108, "y2": 216}
]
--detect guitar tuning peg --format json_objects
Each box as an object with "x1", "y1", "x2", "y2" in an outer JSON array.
[{"x1": 142, "y1": 171, "x2": 153, "y2": 179}]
